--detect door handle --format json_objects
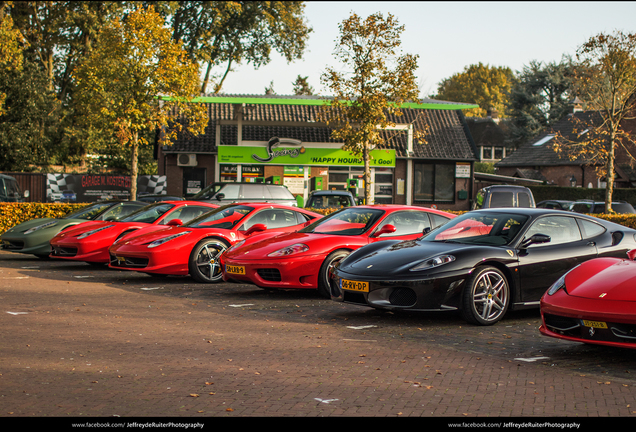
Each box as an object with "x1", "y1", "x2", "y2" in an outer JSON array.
[{"x1": 587, "y1": 241, "x2": 596, "y2": 246}]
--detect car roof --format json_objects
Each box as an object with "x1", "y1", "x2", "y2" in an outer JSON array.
[{"x1": 309, "y1": 190, "x2": 354, "y2": 195}]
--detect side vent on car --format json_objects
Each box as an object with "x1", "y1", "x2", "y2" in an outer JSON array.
[{"x1": 612, "y1": 231, "x2": 624, "y2": 246}]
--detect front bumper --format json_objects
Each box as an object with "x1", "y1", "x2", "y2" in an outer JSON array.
[
  {"x1": 330, "y1": 268, "x2": 470, "y2": 311},
  {"x1": 540, "y1": 292, "x2": 636, "y2": 348},
  {"x1": 221, "y1": 254, "x2": 324, "y2": 289}
]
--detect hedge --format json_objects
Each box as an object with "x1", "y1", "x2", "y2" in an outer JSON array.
[
  {"x1": 2, "y1": 203, "x2": 636, "y2": 235},
  {"x1": 0, "y1": 203, "x2": 86, "y2": 234}
]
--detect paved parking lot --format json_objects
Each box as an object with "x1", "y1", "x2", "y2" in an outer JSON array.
[{"x1": 1, "y1": 250, "x2": 636, "y2": 425}]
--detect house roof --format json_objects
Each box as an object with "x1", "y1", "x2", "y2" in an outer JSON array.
[
  {"x1": 163, "y1": 95, "x2": 478, "y2": 160},
  {"x1": 495, "y1": 111, "x2": 602, "y2": 167}
]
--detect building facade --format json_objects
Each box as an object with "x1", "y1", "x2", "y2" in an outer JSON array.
[{"x1": 158, "y1": 95, "x2": 479, "y2": 211}]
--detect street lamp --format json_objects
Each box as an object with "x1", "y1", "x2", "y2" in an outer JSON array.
[{"x1": 570, "y1": 176, "x2": 577, "y2": 187}]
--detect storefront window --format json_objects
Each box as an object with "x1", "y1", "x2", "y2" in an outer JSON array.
[{"x1": 414, "y1": 163, "x2": 455, "y2": 202}]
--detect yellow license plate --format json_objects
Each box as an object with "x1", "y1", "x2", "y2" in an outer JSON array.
[
  {"x1": 226, "y1": 265, "x2": 245, "y2": 275},
  {"x1": 583, "y1": 320, "x2": 608, "y2": 329},
  {"x1": 341, "y1": 279, "x2": 369, "y2": 292}
]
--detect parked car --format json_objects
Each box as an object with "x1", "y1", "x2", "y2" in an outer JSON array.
[
  {"x1": 0, "y1": 174, "x2": 27, "y2": 202},
  {"x1": 49, "y1": 201, "x2": 218, "y2": 264},
  {"x1": 61, "y1": 190, "x2": 76, "y2": 202},
  {"x1": 221, "y1": 205, "x2": 455, "y2": 297},
  {"x1": 0, "y1": 200, "x2": 146, "y2": 258},
  {"x1": 108, "y1": 203, "x2": 322, "y2": 281},
  {"x1": 536, "y1": 200, "x2": 575, "y2": 210},
  {"x1": 330, "y1": 208, "x2": 636, "y2": 326},
  {"x1": 570, "y1": 200, "x2": 636, "y2": 214},
  {"x1": 305, "y1": 190, "x2": 357, "y2": 209},
  {"x1": 540, "y1": 249, "x2": 636, "y2": 349},
  {"x1": 190, "y1": 182, "x2": 298, "y2": 206},
  {"x1": 472, "y1": 185, "x2": 535, "y2": 210}
]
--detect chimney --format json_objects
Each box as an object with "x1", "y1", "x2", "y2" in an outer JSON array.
[
  {"x1": 486, "y1": 107, "x2": 500, "y2": 123},
  {"x1": 569, "y1": 97, "x2": 583, "y2": 114}
]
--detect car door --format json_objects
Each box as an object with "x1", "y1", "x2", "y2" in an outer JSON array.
[{"x1": 515, "y1": 215, "x2": 598, "y2": 303}]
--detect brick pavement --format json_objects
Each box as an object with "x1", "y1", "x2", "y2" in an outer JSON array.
[{"x1": 1, "y1": 252, "x2": 635, "y2": 425}]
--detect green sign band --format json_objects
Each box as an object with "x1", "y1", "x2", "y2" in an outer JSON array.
[{"x1": 218, "y1": 146, "x2": 395, "y2": 167}]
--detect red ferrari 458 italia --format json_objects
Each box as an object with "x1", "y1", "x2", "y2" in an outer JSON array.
[
  {"x1": 49, "y1": 201, "x2": 219, "y2": 264},
  {"x1": 220, "y1": 205, "x2": 455, "y2": 297},
  {"x1": 540, "y1": 249, "x2": 636, "y2": 349},
  {"x1": 108, "y1": 203, "x2": 322, "y2": 282}
]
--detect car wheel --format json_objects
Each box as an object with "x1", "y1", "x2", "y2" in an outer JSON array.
[
  {"x1": 317, "y1": 249, "x2": 350, "y2": 298},
  {"x1": 188, "y1": 238, "x2": 229, "y2": 283},
  {"x1": 461, "y1": 266, "x2": 510, "y2": 326}
]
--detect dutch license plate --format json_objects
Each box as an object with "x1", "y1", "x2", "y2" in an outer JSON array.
[
  {"x1": 341, "y1": 279, "x2": 369, "y2": 292},
  {"x1": 583, "y1": 320, "x2": 608, "y2": 329},
  {"x1": 226, "y1": 265, "x2": 245, "y2": 275}
]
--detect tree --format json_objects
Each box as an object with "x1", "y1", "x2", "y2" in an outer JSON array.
[
  {"x1": 433, "y1": 62, "x2": 516, "y2": 118},
  {"x1": 0, "y1": 2, "x2": 24, "y2": 116},
  {"x1": 264, "y1": 80, "x2": 276, "y2": 95},
  {"x1": 73, "y1": 5, "x2": 207, "y2": 199},
  {"x1": 165, "y1": 1, "x2": 312, "y2": 94},
  {"x1": 320, "y1": 12, "x2": 423, "y2": 204},
  {"x1": 552, "y1": 31, "x2": 636, "y2": 212},
  {"x1": 292, "y1": 75, "x2": 314, "y2": 95},
  {"x1": 508, "y1": 58, "x2": 577, "y2": 146}
]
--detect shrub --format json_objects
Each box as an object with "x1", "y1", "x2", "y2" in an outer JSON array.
[{"x1": 0, "y1": 203, "x2": 86, "y2": 234}]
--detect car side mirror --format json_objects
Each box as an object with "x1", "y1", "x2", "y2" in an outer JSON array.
[
  {"x1": 627, "y1": 249, "x2": 636, "y2": 261},
  {"x1": 215, "y1": 193, "x2": 225, "y2": 201},
  {"x1": 167, "y1": 219, "x2": 183, "y2": 227},
  {"x1": 372, "y1": 224, "x2": 396, "y2": 238},
  {"x1": 245, "y1": 223, "x2": 267, "y2": 236},
  {"x1": 423, "y1": 227, "x2": 431, "y2": 235},
  {"x1": 520, "y1": 233, "x2": 551, "y2": 248}
]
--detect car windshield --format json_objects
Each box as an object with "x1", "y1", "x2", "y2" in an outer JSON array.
[
  {"x1": 120, "y1": 203, "x2": 175, "y2": 223},
  {"x1": 307, "y1": 194, "x2": 352, "y2": 209},
  {"x1": 423, "y1": 211, "x2": 529, "y2": 246},
  {"x1": 184, "y1": 204, "x2": 254, "y2": 229},
  {"x1": 64, "y1": 202, "x2": 115, "y2": 220},
  {"x1": 300, "y1": 207, "x2": 385, "y2": 236}
]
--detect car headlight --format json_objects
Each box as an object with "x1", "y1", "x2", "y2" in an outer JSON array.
[
  {"x1": 77, "y1": 225, "x2": 115, "y2": 239},
  {"x1": 225, "y1": 239, "x2": 246, "y2": 254},
  {"x1": 267, "y1": 243, "x2": 309, "y2": 257},
  {"x1": 24, "y1": 221, "x2": 58, "y2": 234},
  {"x1": 147, "y1": 231, "x2": 190, "y2": 248},
  {"x1": 547, "y1": 274, "x2": 566, "y2": 296},
  {"x1": 410, "y1": 254, "x2": 455, "y2": 271}
]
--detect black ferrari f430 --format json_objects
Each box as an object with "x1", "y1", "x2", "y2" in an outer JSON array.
[{"x1": 330, "y1": 208, "x2": 636, "y2": 325}]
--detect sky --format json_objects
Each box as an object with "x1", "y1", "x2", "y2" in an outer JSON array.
[{"x1": 216, "y1": 1, "x2": 636, "y2": 98}]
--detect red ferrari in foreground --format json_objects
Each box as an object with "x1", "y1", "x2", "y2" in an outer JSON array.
[
  {"x1": 108, "y1": 203, "x2": 322, "y2": 282},
  {"x1": 220, "y1": 205, "x2": 455, "y2": 297},
  {"x1": 540, "y1": 249, "x2": 636, "y2": 349},
  {"x1": 50, "y1": 201, "x2": 218, "y2": 264}
]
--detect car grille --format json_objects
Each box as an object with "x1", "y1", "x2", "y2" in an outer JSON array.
[
  {"x1": 51, "y1": 245, "x2": 78, "y2": 257},
  {"x1": 257, "y1": 268, "x2": 281, "y2": 282},
  {"x1": 1, "y1": 239, "x2": 24, "y2": 250},
  {"x1": 389, "y1": 287, "x2": 417, "y2": 307},
  {"x1": 109, "y1": 254, "x2": 149, "y2": 268},
  {"x1": 544, "y1": 313, "x2": 636, "y2": 345}
]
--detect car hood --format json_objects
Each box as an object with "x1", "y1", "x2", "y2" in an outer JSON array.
[
  {"x1": 112, "y1": 226, "x2": 190, "y2": 246},
  {"x1": 337, "y1": 240, "x2": 506, "y2": 277},
  {"x1": 224, "y1": 231, "x2": 367, "y2": 259},
  {"x1": 565, "y1": 258, "x2": 636, "y2": 302},
  {"x1": 54, "y1": 220, "x2": 108, "y2": 236},
  {"x1": 2, "y1": 217, "x2": 90, "y2": 235}
]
